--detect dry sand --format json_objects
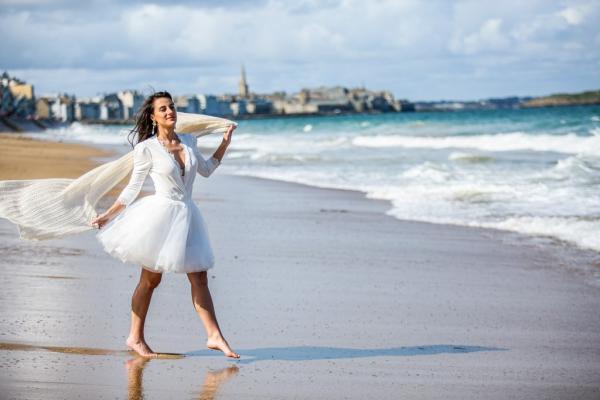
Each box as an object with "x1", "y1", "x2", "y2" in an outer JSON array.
[
  {"x1": 0, "y1": 135, "x2": 599, "y2": 399},
  {"x1": 0, "y1": 133, "x2": 111, "y2": 180}
]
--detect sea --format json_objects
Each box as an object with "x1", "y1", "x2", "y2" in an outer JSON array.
[{"x1": 35, "y1": 105, "x2": 600, "y2": 254}]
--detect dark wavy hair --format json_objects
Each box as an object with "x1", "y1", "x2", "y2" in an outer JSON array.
[{"x1": 128, "y1": 91, "x2": 173, "y2": 147}]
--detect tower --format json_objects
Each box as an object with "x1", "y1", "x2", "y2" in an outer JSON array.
[{"x1": 239, "y1": 65, "x2": 249, "y2": 99}]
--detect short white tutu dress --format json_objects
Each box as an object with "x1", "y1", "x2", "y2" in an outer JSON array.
[{"x1": 97, "y1": 134, "x2": 220, "y2": 273}]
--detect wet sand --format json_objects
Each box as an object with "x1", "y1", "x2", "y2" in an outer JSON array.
[{"x1": 0, "y1": 136, "x2": 599, "y2": 399}]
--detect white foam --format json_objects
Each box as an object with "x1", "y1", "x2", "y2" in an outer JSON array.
[
  {"x1": 402, "y1": 162, "x2": 451, "y2": 182},
  {"x1": 449, "y1": 152, "x2": 494, "y2": 163},
  {"x1": 353, "y1": 132, "x2": 600, "y2": 154},
  {"x1": 42, "y1": 123, "x2": 130, "y2": 145},
  {"x1": 480, "y1": 216, "x2": 600, "y2": 252}
]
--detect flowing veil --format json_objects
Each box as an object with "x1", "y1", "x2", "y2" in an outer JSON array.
[{"x1": 0, "y1": 112, "x2": 236, "y2": 240}]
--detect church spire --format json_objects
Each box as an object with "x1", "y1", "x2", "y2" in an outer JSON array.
[{"x1": 239, "y1": 64, "x2": 249, "y2": 99}]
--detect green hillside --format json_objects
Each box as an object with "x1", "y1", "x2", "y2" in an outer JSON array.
[{"x1": 522, "y1": 90, "x2": 600, "y2": 107}]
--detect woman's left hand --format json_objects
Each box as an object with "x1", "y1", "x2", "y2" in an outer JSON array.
[
  {"x1": 91, "y1": 212, "x2": 110, "y2": 229},
  {"x1": 223, "y1": 124, "x2": 236, "y2": 144}
]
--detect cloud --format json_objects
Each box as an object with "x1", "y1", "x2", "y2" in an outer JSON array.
[
  {"x1": 1, "y1": 0, "x2": 599, "y2": 100},
  {"x1": 558, "y1": 6, "x2": 585, "y2": 25},
  {"x1": 449, "y1": 18, "x2": 510, "y2": 55}
]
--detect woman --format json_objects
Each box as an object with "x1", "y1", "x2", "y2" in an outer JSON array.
[{"x1": 91, "y1": 91, "x2": 239, "y2": 359}]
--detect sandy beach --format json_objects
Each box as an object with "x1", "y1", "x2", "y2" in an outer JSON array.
[
  {"x1": 0, "y1": 133, "x2": 111, "y2": 180},
  {"x1": 0, "y1": 134, "x2": 599, "y2": 399}
]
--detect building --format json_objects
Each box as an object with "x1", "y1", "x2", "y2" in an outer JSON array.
[
  {"x1": 35, "y1": 97, "x2": 52, "y2": 119},
  {"x1": 174, "y1": 95, "x2": 190, "y2": 112},
  {"x1": 0, "y1": 71, "x2": 36, "y2": 118},
  {"x1": 117, "y1": 90, "x2": 144, "y2": 120},
  {"x1": 239, "y1": 65, "x2": 249, "y2": 99},
  {"x1": 50, "y1": 95, "x2": 76, "y2": 122},
  {"x1": 75, "y1": 98, "x2": 102, "y2": 120},
  {"x1": 100, "y1": 94, "x2": 123, "y2": 120},
  {"x1": 230, "y1": 99, "x2": 247, "y2": 116},
  {"x1": 245, "y1": 98, "x2": 273, "y2": 114},
  {"x1": 197, "y1": 94, "x2": 232, "y2": 116}
]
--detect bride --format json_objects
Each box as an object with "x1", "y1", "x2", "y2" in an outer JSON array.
[{"x1": 92, "y1": 91, "x2": 239, "y2": 359}]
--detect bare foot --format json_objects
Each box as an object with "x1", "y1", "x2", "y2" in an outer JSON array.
[
  {"x1": 126, "y1": 337, "x2": 158, "y2": 358},
  {"x1": 206, "y1": 335, "x2": 240, "y2": 359}
]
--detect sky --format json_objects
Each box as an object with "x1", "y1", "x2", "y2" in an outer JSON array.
[{"x1": 1, "y1": 0, "x2": 599, "y2": 101}]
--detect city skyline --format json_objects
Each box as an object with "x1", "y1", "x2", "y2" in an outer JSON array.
[{"x1": 1, "y1": 0, "x2": 599, "y2": 101}]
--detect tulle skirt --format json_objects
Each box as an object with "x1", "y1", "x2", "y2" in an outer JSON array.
[{"x1": 97, "y1": 195, "x2": 215, "y2": 273}]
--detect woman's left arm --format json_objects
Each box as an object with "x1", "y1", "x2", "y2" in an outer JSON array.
[
  {"x1": 211, "y1": 124, "x2": 236, "y2": 162},
  {"x1": 194, "y1": 124, "x2": 236, "y2": 177}
]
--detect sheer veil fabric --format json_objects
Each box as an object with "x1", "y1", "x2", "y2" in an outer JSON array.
[{"x1": 0, "y1": 112, "x2": 236, "y2": 240}]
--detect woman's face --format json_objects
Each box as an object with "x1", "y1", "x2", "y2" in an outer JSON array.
[{"x1": 151, "y1": 97, "x2": 177, "y2": 129}]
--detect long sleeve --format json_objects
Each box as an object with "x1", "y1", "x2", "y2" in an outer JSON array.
[
  {"x1": 116, "y1": 142, "x2": 152, "y2": 206},
  {"x1": 191, "y1": 135, "x2": 220, "y2": 177}
]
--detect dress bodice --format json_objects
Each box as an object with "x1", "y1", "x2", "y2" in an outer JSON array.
[{"x1": 117, "y1": 134, "x2": 220, "y2": 206}]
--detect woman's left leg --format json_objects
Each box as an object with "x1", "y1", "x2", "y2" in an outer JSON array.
[{"x1": 187, "y1": 271, "x2": 239, "y2": 358}]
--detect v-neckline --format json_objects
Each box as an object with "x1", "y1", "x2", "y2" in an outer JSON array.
[{"x1": 155, "y1": 135, "x2": 188, "y2": 179}]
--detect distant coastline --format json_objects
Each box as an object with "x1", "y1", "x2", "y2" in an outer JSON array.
[
  {"x1": 2, "y1": 102, "x2": 599, "y2": 132},
  {"x1": 521, "y1": 90, "x2": 600, "y2": 108},
  {"x1": 1, "y1": 83, "x2": 599, "y2": 133},
  {"x1": 75, "y1": 101, "x2": 600, "y2": 126}
]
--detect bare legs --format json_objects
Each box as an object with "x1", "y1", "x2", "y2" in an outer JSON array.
[
  {"x1": 127, "y1": 268, "x2": 162, "y2": 358},
  {"x1": 127, "y1": 268, "x2": 238, "y2": 359},
  {"x1": 188, "y1": 271, "x2": 240, "y2": 358}
]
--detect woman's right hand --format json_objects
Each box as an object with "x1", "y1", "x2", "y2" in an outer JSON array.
[
  {"x1": 223, "y1": 124, "x2": 236, "y2": 145},
  {"x1": 91, "y1": 212, "x2": 111, "y2": 229}
]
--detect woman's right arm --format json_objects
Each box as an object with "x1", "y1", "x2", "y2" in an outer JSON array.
[{"x1": 92, "y1": 143, "x2": 152, "y2": 228}]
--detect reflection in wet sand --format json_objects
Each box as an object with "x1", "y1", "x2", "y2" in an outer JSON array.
[
  {"x1": 197, "y1": 365, "x2": 239, "y2": 400},
  {"x1": 126, "y1": 357, "x2": 149, "y2": 400},
  {"x1": 126, "y1": 357, "x2": 239, "y2": 400},
  {"x1": 0, "y1": 341, "x2": 123, "y2": 356},
  {"x1": 0, "y1": 342, "x2": 184, "y2": 359}
]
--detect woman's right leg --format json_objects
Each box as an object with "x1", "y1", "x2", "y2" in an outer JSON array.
[
  {"x1": 187, "y1": 271, "x2": 239, "y2": 358},
  {"x1": 126, "y1": 268, "x2": 162, "y2": 357}
]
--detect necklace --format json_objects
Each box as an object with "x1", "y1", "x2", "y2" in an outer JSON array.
[
  {"x1": 157, "y1": 134, "x2": 180, "y2": 152},
  {"x1": 157, "y1": 134, "x2": 185, "y2": 176}
]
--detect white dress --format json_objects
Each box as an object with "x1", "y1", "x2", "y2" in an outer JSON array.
[{"x1": 97, "y1": 134, "x2": 220, "y2": 273}]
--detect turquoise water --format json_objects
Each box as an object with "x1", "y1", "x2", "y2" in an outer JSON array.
[{"x1": 42, "y1": 105, "x2": 600, "y2": 252}]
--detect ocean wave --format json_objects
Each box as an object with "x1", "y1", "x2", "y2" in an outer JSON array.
[
  {"x1": 401, "y1": 162, "x2": 452, "y2": 182},
  {"x1": 554, "y1": 155, "x2": 600, "y2": 173},
  {"x1": 384, "y1": 208, "x2": 600, "y2": 252},
  {"x1": 479, "y1": 216, "x2": 600, "y2": 252},
  {"x1": 352, "y1": 132, "x2": 600, "y2": 154},
  {"x1": 544, "y1": 155, "x2": 600, "y2": 185},
  {"x1": 589, "y1": 127, "x2": 600, "y2": 136},
  {"x1": 231, "y1": 135, "x2": 350, "y2": 153},
  {"x1": 43, "y1": 123, "x2": 130, "y2": 145},
  {"x1": 449, "y1": 152, "x2": 495, "y2": 163},
  {"x1": 248, "y1": 152, "x2": 323, "y2": 163}
]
